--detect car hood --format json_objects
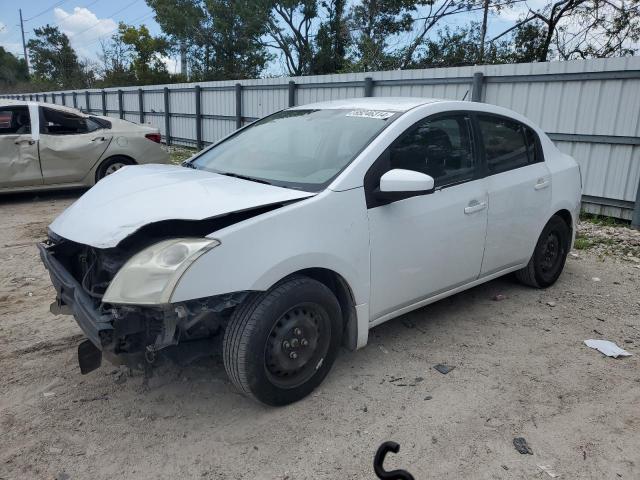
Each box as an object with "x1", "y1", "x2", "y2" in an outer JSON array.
[{"x1": 49, "y1": 164, "x2": 315, "y2": 248}]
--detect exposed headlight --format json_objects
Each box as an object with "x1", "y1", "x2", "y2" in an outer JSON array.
[{"x1": 102, "y1": 238, "x2": 219, "y2": 305}]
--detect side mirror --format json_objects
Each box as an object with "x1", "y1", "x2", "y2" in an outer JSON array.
[{"x1": 374, "y1": 169, "x2": 435, "y2": 202}]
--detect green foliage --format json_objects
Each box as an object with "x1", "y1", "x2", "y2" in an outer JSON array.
[
  {"x1": 26, "y1": 25, "x2": 93, "y2": 89},
  {"x1": 118, "y1": 23, "x2": 171, "y2": 84},
  {"x1": 0, "y1": 47, "x2": 29, "y2": 88}
]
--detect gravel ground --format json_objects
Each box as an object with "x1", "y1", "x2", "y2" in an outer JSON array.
[{"x1": 1, "y1": 191, "x2": 639, "y2": 480}]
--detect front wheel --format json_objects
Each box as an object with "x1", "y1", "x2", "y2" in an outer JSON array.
[
  {"x1": 223, "y1": 276, "x2": 342, "y2": 406},
  {"x1": 515, "y1": 215, "x2": 570, "y2": 288}
]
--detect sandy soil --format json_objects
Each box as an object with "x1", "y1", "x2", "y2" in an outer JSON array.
[{"x1": 1, "y1": 191, "x2": 639, "y2": 480}]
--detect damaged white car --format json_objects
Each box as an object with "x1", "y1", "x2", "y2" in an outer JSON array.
[
  {"x1": 40, "y1": 98, "x2": 582, "y2": 405},
  {"x1": 0, "y1": 100, "x2": 168, "y2": 192}
]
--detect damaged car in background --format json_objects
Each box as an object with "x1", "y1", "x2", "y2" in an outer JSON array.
[
  {"x1": 39, "y1": 98, "x2": 582, "y2": 406},
  {"x1": 0, "y1": 99, "x2": 168, "y2": 192}
]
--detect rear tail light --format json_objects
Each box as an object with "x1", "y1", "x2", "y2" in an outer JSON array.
[{"x1": 145, "y1": 133, "x2": 161, "y2": 143}]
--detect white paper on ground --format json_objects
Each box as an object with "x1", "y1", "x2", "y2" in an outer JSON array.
[
  {"x1": 537, "y1": 464, "x2": 560, "y2": 478},
  {"x1": 584, "y1": 339, "x2": 632, "y2": 358}
]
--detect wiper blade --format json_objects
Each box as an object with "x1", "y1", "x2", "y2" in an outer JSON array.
[
  {"x1": 218, "y1": 172, "x2": 272, "y2": 185},
  {"x1": 181, "y1": 161, "x2": 197, "y2": 169}
]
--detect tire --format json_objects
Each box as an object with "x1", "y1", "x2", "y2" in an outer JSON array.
[
  {"x1": 223, "y1": 275, "x2": 342, "y2": 406},
  {"x1": 515, "y1": 215, "x2": 570, "y2": 288},
  {"x1": 96, "y1": 156, "x2": 133, "y2": 181}
]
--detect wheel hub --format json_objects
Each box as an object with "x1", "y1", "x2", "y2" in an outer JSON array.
[
  {"x1": 540, "y1": 232, "x2": 560, "y2": 272},
  {"x1": 265, "y1": 306, "x2": 324, "y2": 385}
]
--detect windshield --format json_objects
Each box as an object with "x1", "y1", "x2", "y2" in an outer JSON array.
[{"x1": 191, "y1": 108, "x2": 397, "y2": 191}]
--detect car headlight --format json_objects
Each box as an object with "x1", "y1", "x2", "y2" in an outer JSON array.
[{"x1": 102, "y1": 238, "x2": 219, "y2": 305}]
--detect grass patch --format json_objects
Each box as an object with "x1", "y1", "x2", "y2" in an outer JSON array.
[
  {"x1": 573, "y1": 236, "x2": 593, "y2": 250},
  {"x1": 165, "y1": 146, "x2": 199, "y2": 165},
  {"x1": 580, "y1": 212, "x2": 630, "y2": 228}
]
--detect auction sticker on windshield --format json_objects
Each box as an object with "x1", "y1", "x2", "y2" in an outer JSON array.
[{"x1": 346, "y1": 109, "x2": 395, "y2": 119}]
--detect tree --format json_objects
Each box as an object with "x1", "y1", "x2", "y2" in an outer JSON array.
[
  {"x1": 26, "y1": 25, "x2": 88, "y2": 89},
  {"x1": 0, "y1": 47, "x2": 29, "y2": 88},
  {"x1": 117, "y1": 23, "x2": 171, "y2": 84},
  {"x1": 348, "y1": 0, "x2": 416, "y2": 71},
  {"x1": 310, "y1": 0, "x2": 351, "y2": 73},
  {"x1": 146, "y1": 0, "x2": 271, "y2": 80},
  {"x1": 98, "y1": 36, "x2": 136, "y2": 87}
]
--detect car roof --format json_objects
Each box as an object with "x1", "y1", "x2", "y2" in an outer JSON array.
[
  {"x1": 290, "y1": 97, "x2": 445, "y2": 113},
  {"x1": 0, "y1": 99, "x2": 88, "y2": 117}
]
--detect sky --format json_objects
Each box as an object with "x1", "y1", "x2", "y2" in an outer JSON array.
[{"x1": 0, "y1": 0, "x2": 548, "y2": 77}]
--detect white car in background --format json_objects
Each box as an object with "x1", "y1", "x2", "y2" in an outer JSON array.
[
  {"x1": 0, "y1": 100, "x2": 168, "y2": 192},
  {"x1": 39, "y1": 97, "x2": 582, "y2": 406}
]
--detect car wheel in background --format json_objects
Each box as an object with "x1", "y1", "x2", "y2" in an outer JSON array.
[
  {"x1": 96, "y1": 156, "x2": 133, "y2": 181},
  {"x1": 223, "y1": 275, "x2": 342, "y2": 406},
  {"x1": 515, "y1": 215, "x2": 570, "y2": 288}
]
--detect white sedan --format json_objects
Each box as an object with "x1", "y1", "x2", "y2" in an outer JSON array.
[
  {"x1": 40, "y1": 97, "x2": 581, "y2": 405},
  {"x1": 0, "y1": 100, "x2": 168, "y2": 192}
]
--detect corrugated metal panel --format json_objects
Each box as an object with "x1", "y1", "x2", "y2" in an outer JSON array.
[{"x1": 5, "y1": 57, "x2": 639, "y2": 220}]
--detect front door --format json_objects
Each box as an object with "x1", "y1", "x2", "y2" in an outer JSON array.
[
  {"x1": 38, "y1": 107, "x2": 112, "y2": 184},
  {"x1": 0, "y1": 105, "x2": 42, "y2": 188},
  {"x1": 367, "y1": 113, "x2": 488, "y2": 321}
]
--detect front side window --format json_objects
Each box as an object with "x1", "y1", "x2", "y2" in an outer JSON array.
[
  {"x1": 387, "y1": 115, "x2": 475, "y2": 188},
  {"x1": 41, "y1": 107, "x2": 100, "y2": 135},
  {"x1": 478, "y1": 116, "x2": 532, "y2": 174},
  {"x1": 192, "y1": 109, "x2": 396, "y2": 191},
  {"x1": 0, "y1": 107, "x2": 30, "y2": 135}
]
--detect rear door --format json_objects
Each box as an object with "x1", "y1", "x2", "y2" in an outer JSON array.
[
  {"x1": 0, "y1": 105, "x2": 42, "y2": 188},
  {"x1": 38, "y1": 107, "x2": 112, "y2": 184},
  {"x1": 476, "y1": 114, "x2": 551, "y2": 276}
]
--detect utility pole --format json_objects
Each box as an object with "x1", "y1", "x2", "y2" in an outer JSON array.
[
  {"x1": 478, "y1": 0, "x2": 489, "y2": 64},
  {"x1": 19, "y1": 8, "x2": 29, "y2": 76},
  {"x1": 180, "y1": 41, "x2": 188, "y2": 80}
]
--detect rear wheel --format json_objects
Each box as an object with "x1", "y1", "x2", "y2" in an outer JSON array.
[
  {"x1": 223, "y1": 276, "x2": 342, "y2": 406},
  {"x1": 96, "y1": 156, "x2": 133, "y2": 181},
  {"x1": 515, "y1": 215, "x2": 570, "y2": 288}
]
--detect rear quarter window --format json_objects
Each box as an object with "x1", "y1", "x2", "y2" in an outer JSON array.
[{"x1": 478, "y1": 115, "x2": 541, "y2": 174}]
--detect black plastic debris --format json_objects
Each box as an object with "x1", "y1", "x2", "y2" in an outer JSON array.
[
  {"x1": 513, "y1": 437, "x2": 533, "y2": 455},
  {"x1": 433, "y1": 364, "x2": 455, "y2": 374}
]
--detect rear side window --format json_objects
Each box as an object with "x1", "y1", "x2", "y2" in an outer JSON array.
[
  {"x1": 41, "y1": 107, "x2": 100, "y2": 135},
  {"x1": 0, "y1": 107, "x2": 30, "y2": 135},
  {"x1": 478, "y1": 115, "x2": 535, "y2": 174}
]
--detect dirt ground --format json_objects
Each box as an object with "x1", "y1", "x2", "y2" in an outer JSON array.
[{"x1": 1, "y1": 191, "x2": 639, "y2": 480}]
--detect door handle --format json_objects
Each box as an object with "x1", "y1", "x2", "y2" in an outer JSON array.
[
  {"x1": 92, "y1": 136, "x2": 106, "y2": 142},
  {"x1": 464, "y1": 200, "x2": 487, "y2": 214},
  {"x1": 534, "y1": 178, "x2": 550, "y2": 190},
  {"x1": 14, "y1": 139, "x2": 35, "y2": 145}
]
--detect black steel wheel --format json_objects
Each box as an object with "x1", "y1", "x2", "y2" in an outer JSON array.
[
  {"x1": 515, "y1": 215, "x2": 570, "y2": 288},
  {"x1": 223, "y1": 275, "x2": 342, "y2": 406}
]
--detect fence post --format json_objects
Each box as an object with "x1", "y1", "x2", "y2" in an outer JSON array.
[
  {"x1": 195, "y1": 85, "x2": 202, "y2": 150},
  {"x1": 43, "y1": 93, "x2": 47, "y2": 103},
  {"x1": 61, "y1": 92, "x2": 66, "y2": 105},
  {"x1": 471, "y1": 72, "x2": 484, "y2": 102},
  {"x1": 51, "y1": 93, "x2": 56, "y2": 104},
  {"x1": 138, "y1": 88, "x2": 144, "y2": 124},
  {"x1": 35, "y1": 94, "x2": 39, "y2": 102},
  {"x1": 364, "y1": 77, "x2": 374, "y2": 97},
  {"x1": 72, "y1": 91, "x2": 77, "y2": 109},
  {"x1": 118, "y1": 89, "x2": 124, "y2": 119},
  {"x1": 235, "y1": 83, "x2": 242, "y2": 129},
  {"x1": 163, "y1": 87, "x2": 171, "y2": 146},
  {"x1": 288, "y1": 80, "x2": 296, "y2": 107},
  {"x1": 85, "y1": 90, "x2": 90, "y2": 112},
  {"x1": 632, "y1": 179, "x2": 640, "y2": 229},
  {"x1": 101, "y1": 90, "x2": 107, "y2": 115}
]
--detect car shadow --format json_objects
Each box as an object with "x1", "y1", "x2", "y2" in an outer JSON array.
[{"x1": 0, "y1": 188, "x2": 85, "y2": 205}]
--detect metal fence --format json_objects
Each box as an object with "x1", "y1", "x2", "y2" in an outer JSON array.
[{"x1": 3, "y1": 57, "x2": 640, "y2": 225}]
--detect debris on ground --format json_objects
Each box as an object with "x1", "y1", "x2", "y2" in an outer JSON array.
[
  {"x1": 537, "y1": 464, "x2": 560, "y2": 478},
  {"x1": 492, "y1": 294, "x2": 507, "y2": 301},
  {"x1": 592, "y1": 277, "x2": 601, "y2": 282},
  {"x1": 433, "y1": 364, "x2": 455, "y2": 375},
  {"x1": 584, "y1": 339, "x2": 632, "y2": 358},
  {"x1": 513, "y1": 437, "x2": 533, "y2": 455},
  {"x1": 546, "y1": 301, "x2": 556, "y2": 307}
]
